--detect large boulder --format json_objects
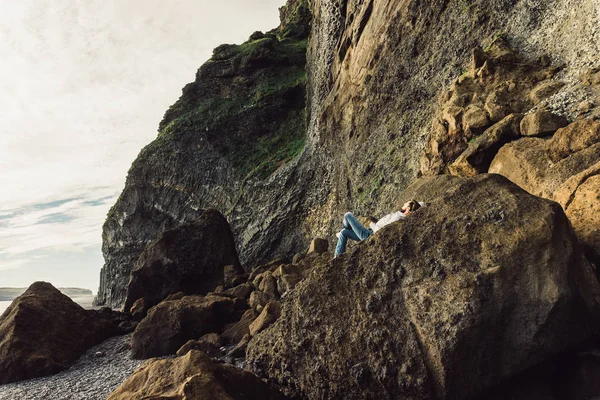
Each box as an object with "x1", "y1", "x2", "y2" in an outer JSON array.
[
  {"x1": 107, "y1": 350, "x2": 288, "y2": 400},
  {"x1": 246, "y1": 174, "x2": 600, "y2": 400},
  {"x1": 489, "y1": 137, "x2": 600, "y2": 198},
  {"x1": 123, "y1": 210, "x2": 242, "y2": 313},
  {"x1": 547, "y1": 120, "x2": 600, "y2": 162},
  {"x1": 0, "y1": 282, "x2": 132, "y2": 384},
  {"x1": 131, "y1": 294, "x2": 236, "y2": 359},
  {"x1": 555, "y1": 162, "x2": 600, "y2": 267}
]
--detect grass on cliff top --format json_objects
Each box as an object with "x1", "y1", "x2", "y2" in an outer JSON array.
[{"x1": 155, "y1": 36, "x2": 308, "y2": 180}]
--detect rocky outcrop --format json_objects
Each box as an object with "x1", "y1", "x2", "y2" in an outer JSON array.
[
  {"x1": 123, "y1": 210, "x2": 241, "y2": 313},
  {"x1": 0, "y1": 282, "x2": 133, "y2": 384},
  {"x1": 246, "y1": 175, "x2": 600, "y2": 400},
  {"x1": 95, "y1": 0, "x2": 312, "y2": 308},
  {"x1": 131, "y1": 294, "x2": 237, "y2": 359},
  {"x1": 97, "y1": 0, "x2": 600, "y2": 310},
  {"x1": 107, "y1": 350, "x2": 288, "y2": 400}
]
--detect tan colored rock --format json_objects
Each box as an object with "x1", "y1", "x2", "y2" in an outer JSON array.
[
  {"x1": 249, "y1": 290, "x2": 271, "y2": 312},
  {"x1": 107, "y1": 350, "x2": 287, "y2": 400},
  {"x1": 248, "y1": 257, "x2": 289, "y2": 282},
  {"x1": 221, "y1": 308, "x2": 258, "y2": 345},
  {"x1": 249, "y1": 301, "x2": 281, "y2": 336},
  {"x1": 277, "y1": 274, "x2": 302, "y2": 295},
  {"x1": 485, "y1": 89, "x2": 512, "y2": 122},
  {"x1": 489, "y1": 138, "x2": 600, "y2": 198},
  {"x1": 176, "y1": 333, "x2": 223, "y2": 357},
  {"x1": 308, "y1": 238, "x2": 329, "y2": 254},
  {"x1": 463, "y1": 105, "x2": 491, "y2": 135},
  {"x1": 129, "y1": 297, "x2": 148, "y2": 321},
  {"x1": 547, "y1": 120, "x2": 600, "y2": 162},
  {"x1": 554, "y1": 162, "x2": 600, "y2": 265},
  {"x1": 222, "y1": 283, "x2": 254, "y2": 300},
  {"x1": 529, "y1": 80, "x2": 564, "y2": 103},
  {"x1": 449, "y1": 114, "x2": 522, "y2": 177},
  {"x1": 247, "y1": 174, "x2": 600, "y2": 400},
  {"x1": 520, "y1": 110, "x2": 568, "y2": 137},
  {"x1": 258, "y1": 272, "x2": 279, "y2": 297}
]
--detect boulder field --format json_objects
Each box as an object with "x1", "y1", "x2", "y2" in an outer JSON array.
[
  {"x1": 0, "y1": 282, "x2": 135, "y2": 384},
  {"x1": 246, "y1": 174, "x2": 600, "y2": 399}
]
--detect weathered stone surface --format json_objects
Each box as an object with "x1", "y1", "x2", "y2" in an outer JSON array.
[
  {"x1": 249, "y1": 291, "x2": 271, "y2": 312},
  {"x1": 529, "y1": 80, "x2": 565, "y2": 104},
  {"x1": 449, "y1": 114, "x2": 522, "y2": 177},
  {"x1": 132, "y1": 294, "x2": 236, "y2": 359},
  {"x1": 547, "y1": 120, "x2": 600, "y2": 162},
  {"x1": 222, "y1": 309, "x2": 258, "y2": 345},
  {"x1": 247, "y1": 175, "x2": 600, "y2": 400},
  {"x1": 308, "y1": 238, "x2": 328, "y2": 254},
  {"x1": 0, "y1": 282, "x2": 133, "y2": 384},
  {"x1": 258, "y1": 272, "x2": 279, "y2": 298},
  {"x1": 222, "y1": 283, "x2": 255, "y2": 300},
  {"x1": 123, "y1": 210, "x2": 242, "y2": 313},
  {"x1": 249, "y1": 301, "x2": 281, "y2": 337},
  {"x1": 176, "y1": 333, "x2": 223, "y2": 357},
  {"x1": 489, "y1": 138, "x2": 600, "y2": 198},
  {"x1": 129, "y1": 297, "x2": 148, "y2": 321},
  {"x1": 463, "y1": 105, "x2": 491, "y2": 136},
  {"x1": 554, "y1": 162, "x2": 600, "y2": 266},
  {"x1": 520, "y1": 110, "x2": 568, "y2": 137},
  {"x1": 422, "y1": 40, "x2": 545, "y2": 175},
  {"x1": 107, "y1": 350, "x2": 288, "y2": 400}
]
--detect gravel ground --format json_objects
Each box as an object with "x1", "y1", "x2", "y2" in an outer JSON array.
[{"x1": 0, "y1": 335, "x2": 143, "y2": 400}]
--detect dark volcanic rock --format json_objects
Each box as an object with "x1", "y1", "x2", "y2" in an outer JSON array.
[
  {"x1": 107, "y1": 350, "x2": 288, "y2": 400},
  {"x1": 95, "y1": 0, "x2": 312, "y2": 309},
  {"x1": 0, "y1": 282, "x2": 132, "y2": 384},
  {"x1": 131, "y1": 294, "x2": 236, "y2": 359},
  {"x1": 123, "y1": 209, "x2": 242, "y2": 313},
  {"x1": 246, "y1": 175, "x2": 600, "y2": 400}
]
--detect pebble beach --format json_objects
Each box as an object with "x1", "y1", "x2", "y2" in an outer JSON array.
[{"x1": 0, "y1": 335, "x2": 142, "y2": 400}]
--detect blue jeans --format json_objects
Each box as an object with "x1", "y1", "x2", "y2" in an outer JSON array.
[{"x1": 334, "y1": 212, "x2": 373, "y2": 257}]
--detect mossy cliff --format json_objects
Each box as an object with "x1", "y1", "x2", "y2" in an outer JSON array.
[{"x1": 95, "y1": 0, "x2": 312, "y2": 307}]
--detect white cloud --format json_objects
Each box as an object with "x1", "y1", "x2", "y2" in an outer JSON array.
[{"x1": 0, "y1": 0, "x2": 287, "y2": 288}]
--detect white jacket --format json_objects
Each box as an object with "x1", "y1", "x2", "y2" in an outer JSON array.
[{"x1": 369, "y1": 211, "x2": 406, "y2": 233}]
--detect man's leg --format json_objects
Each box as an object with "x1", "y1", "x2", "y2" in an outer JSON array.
[
  {"x1": 344, "y1": 212, "x2": 373, "y2": 240},
  {"x1": 334, "y1": 228, "x2": 360, "y2": 257}
]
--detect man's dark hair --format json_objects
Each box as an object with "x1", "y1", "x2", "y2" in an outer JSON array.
[{"x1": 408, "y1": 200, "x2": 421, "y2": 212}]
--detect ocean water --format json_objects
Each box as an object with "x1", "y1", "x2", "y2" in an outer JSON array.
[{"x1": 0, "y1": 295, "x2": 96, "y2": 316}]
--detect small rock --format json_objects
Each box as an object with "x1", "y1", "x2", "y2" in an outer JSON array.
[
  {"x1": 249, "y1": 301, "x2": 281, "y2": 336},
  {"x1": 520, "y1": 110, "x2": 568, "y2": 137},
  {"x1": 308, "y1": 238, "x2": 329, "y2": 254}
]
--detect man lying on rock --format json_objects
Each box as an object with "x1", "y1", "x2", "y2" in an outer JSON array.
[{"x1": 334, "y1": 200, "x2": 423, "y2": 257}]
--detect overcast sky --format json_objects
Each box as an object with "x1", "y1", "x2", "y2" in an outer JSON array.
[{"x1": 0, "y1": 0, "x2": 286, "y2": 292}]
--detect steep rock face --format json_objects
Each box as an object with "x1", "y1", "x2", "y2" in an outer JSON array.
[
  {"x1": 0, "y1": 282, "x2": 133, "y2": 384},
  {"x1": 95, "y1": 0, "x2": 312, "y2": 307},
  {"x1": 97, "y1": 0, "x2": 600, "y2": 308},
  {"x1": 246, "y1": 174, "x2": 600, "y2": 400},
  {"x1": 123, "y1": 210, "x2": 241, "y2": 313}
]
